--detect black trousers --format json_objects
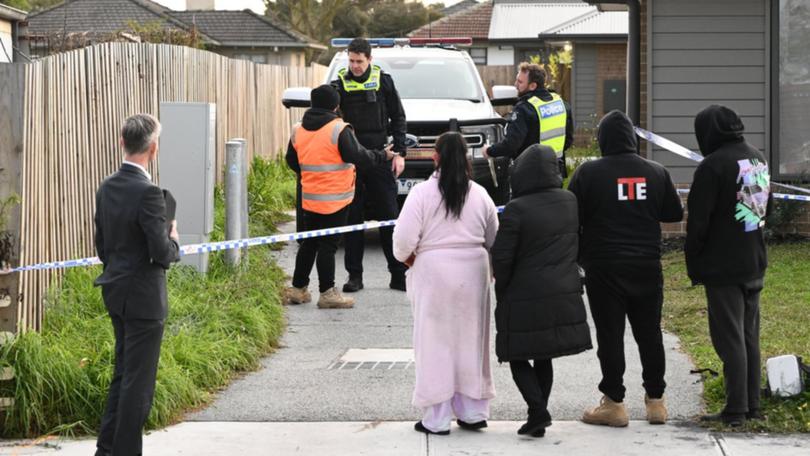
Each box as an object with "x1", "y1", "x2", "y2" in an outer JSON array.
[
  {"x1": 584, "y1": 262, "x2": 666, "y2": 402},
  {"x1": 292, "y1": 206, "x2": 349, "y2": 292},
  {"x1": 509, "y1": 359, "x2": 553, "y2": 421},
  {"x1": 344, "y1": 161, "x2": 406, "y2": 276},
  {"x1": 705, "y1": 278, "x2": 763, "y2": 415},
  {"x1": 97, "y1": 314, "x2": 165, "y2": 456}
]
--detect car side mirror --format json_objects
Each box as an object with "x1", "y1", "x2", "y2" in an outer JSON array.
[
  {"x1": 491, "y1": 85, "x2": 518, "y2": 106},
  {"x1": 282, "y1": 87, "x2": 312, "y2": 108}
]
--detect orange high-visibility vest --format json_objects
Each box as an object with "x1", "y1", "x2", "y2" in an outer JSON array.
[{"x1": 293, "y1": 118, "x2": 355, "y2": 214}]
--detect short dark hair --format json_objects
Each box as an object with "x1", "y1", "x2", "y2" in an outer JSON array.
[
  {"x1": 347, "y1": 38, "x2": 372, "y2": 59},
  {"x1": 120, "y1": 113, "x2": 161, "y2": 155},
  {"x1": 518, "y1": 62, "x2": 546, "y2": 89}
]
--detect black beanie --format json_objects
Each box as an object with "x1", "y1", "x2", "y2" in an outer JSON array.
[{"x1": 311, "y1": 84, "x2": 340, "y2": 110}]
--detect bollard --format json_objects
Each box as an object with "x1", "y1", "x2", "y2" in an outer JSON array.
[
  {"x1": 234, "y1": 138, "x2": 249, "y2": 258},
  {"x1": 225, "y1": 140, "x2": 244, "y2": 267}
]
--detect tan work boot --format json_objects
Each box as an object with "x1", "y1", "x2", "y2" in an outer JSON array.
[
  {"x1": 284, "y1": 286, "x2": 311, "y2": 305},
  {"x1": 645, "y1": 395, "x2": 667, "y2": 424},
  {"x1": 317, "y1": 287, "x2": 355, "y2": 309},
  {"x1": 582, "y1": 395, "x2": 629, "y2": 427}
]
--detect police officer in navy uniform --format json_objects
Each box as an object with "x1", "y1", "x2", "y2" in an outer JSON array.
[
  {"x1": 332, "y1": 37, "x2": 408, "y2": 292},
  {"x1": 483, "y1": 62, "x2": 574, "y2": 176}
]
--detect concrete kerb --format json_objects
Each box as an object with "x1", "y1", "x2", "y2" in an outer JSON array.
[{"x1": 2, "y1": 421, "x2": 809, "y2": 455}]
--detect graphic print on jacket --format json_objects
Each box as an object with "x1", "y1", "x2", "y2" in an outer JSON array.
[
  {"x1": 735, "y1": 158, "x2": 770, "y2": 232},
  {"x1": 617, "y1": 177, "x2": 647, "y2": 201}
]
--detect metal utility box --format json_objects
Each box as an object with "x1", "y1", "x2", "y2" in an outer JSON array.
[{"x1": 158, "y1": 102, "x2": 216, "y2": 273}]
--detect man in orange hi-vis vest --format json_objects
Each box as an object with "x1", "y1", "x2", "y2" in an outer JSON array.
[{"x1": 285, "y1": 84, "x2": 396, "y2": 309}]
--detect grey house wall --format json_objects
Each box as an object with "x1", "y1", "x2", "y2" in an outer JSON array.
[
  {"x1": 573, "y1": 43, "x2": 598, "y2": 132},
  {"x1": 648, "y1": 0, "x2": 768, "y2": 183}
]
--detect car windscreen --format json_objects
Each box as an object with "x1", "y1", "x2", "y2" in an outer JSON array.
[{"x1": 329, "y1": 56, "x2": 483, "y2": 102}]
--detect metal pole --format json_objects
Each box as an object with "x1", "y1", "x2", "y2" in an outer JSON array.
[
  {"x1": 234, "y1": 138, "x2": 249, "y2": 257},
  {"x1": 225, "y1": 140, "x2": 243, "y2": 267}
]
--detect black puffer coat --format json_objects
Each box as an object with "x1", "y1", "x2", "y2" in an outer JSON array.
[{"x1": 491, "y1": 144, "x2": 592, "y2": 362}]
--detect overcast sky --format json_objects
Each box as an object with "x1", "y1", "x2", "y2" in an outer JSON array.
[{"x1": 153, "y1": 0, "x2": 461, "y2": 15}]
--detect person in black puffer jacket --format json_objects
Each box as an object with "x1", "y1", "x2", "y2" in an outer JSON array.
[{"x1": 491, "y1": 144, "x2": 592, "y2": 438}]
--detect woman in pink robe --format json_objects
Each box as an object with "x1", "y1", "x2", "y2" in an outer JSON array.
[{"x1": 393, "y1": 132, "x2": 499, "y2": 435}]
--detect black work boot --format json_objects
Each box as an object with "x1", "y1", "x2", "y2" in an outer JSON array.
[
  {"x1": 389, "y1": 272, "x2": 406, "y2": 291},
  {"x1": 342, "y1": 274, "x2": 364, "y2": 293}
]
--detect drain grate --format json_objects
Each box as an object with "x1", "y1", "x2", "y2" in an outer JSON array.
[{"x1": 328, "y1": 348, "x2": 414, "y2": 370}]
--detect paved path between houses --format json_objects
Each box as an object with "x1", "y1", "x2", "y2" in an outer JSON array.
[{"x1": 188, "y1": 218, "x2": 703, "y2": 422}]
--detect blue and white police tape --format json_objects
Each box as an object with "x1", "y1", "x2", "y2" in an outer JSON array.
[
  {"x1": 634, "y1": 126, "x2": 810, "y2": 202},
  {"x1": 6, "y1": 207, "x2": 509, "y2": 273},
  {"x1": 675, "y1": 188, "x2": 810, "y2": 202},
  {"x1": 7, "y1": 219, "x2": 397, "y2": 273}
]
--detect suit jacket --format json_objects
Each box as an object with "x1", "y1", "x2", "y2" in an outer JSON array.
[{"x1": 94, "y1": 164, "x2": 180, "y2": 320}]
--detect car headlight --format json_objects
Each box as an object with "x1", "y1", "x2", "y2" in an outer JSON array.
[{"x1": 462, "y1": 125, "x2": 502, "y2": 159}]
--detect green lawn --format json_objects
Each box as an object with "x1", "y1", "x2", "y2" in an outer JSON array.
[{"x1": 662, "y1": 242, "x2": 810, "y2": 433}]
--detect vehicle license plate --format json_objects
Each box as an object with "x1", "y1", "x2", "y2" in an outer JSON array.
[{"x1": 397, "y1": 178, "x2": 423, "y2": 195}]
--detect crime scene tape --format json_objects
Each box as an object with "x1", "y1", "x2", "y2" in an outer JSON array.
[
  {"x1": 7, "y1": 219, "x2": 396, "y2": 273},
  {"x1": 675, "y1": 188, "x2": 809, "y2": 202},
  {"x1": 4, "y1": 128, "x2": 808, "y2": 274},
  {"x1": 634, "y1": 127, "x2": 810, "y2": 203}
]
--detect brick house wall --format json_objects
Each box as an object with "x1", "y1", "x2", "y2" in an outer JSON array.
[{"x1": 595, "y1": 43, "x2": 628, "y2": 120}]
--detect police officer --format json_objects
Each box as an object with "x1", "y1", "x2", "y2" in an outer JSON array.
[
  {"x1": 483, "y1": 62, "x2": 574, "y2": 176},
  {"x1": 332, "y1": 37, "x2": 408, "y2": 292}
]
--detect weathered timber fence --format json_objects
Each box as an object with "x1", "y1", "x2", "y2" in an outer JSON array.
[{"x1": 1, "y1": 42, "x2": 326, "y2": 332}]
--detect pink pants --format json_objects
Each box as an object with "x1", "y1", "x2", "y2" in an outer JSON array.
[{"x1": 421, "y1": 393, "x2": 490, "y2": 433}]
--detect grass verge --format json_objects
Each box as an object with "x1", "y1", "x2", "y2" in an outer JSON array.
[
  {"x1": 0, "y1": 157, "x2": 296, "y2": 438},
  {"x1": 662, "y1": 242, "x2": 810, "y2": 433}
]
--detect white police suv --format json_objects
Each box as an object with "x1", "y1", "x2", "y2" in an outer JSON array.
[{"x1": 283, "y1": 37, "x2": 518, "y2": 205}]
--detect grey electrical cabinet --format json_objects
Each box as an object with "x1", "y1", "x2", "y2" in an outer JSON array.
[{"x1": 158, "y1": 102, "x2": 216, "y2": 274}]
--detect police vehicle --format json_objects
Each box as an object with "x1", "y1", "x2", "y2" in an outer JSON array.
[{"x1": 282, "y1": 37, "x2": 518, "y2": 205}]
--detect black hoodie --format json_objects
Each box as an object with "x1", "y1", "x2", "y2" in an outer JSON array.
[
  {"x1": 285, "y1": 108, "x2": 387, "y2": 174},
  {"x1": 491, "y1": 144, "x2": 591, "y2": 362},
  {"x1": 685, "y1": 105, "x2": 773, "y2": 286},
  {"x1": 568, "y1": 110, "x2": 684, "y2": 266}
]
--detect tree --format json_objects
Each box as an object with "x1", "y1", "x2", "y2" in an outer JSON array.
[
  {"x1": 0, "y1": 0, "x2": 61, "y2": 12},
  {"x1": 264, "y1": 0, "x2": 348, "y2": 44},
  {"x1": 367, "y1": 0, "x2": 441, "y2": 37},
  {"x1": 265, "y1": 0, "x2": 443, "y2": 42}
]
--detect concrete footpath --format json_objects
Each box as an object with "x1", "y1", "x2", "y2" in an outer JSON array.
[{"x1": 2, "y1": 421, "x2": 809, "y2": 455}]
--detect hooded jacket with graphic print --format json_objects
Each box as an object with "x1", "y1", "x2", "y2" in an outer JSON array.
[
  {"x1": 685, "y1": 105, "x2": 773, "y2": 286},
  {"x1": 568, "y1": 110, "x2": 684, "y2": 267}
]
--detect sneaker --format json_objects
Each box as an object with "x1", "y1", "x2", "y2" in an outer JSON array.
[
  {"x1": 389, "y1": 272, "x2": 406, "y2": 291},
  {"x1": 517, "y1": 416, "x2": 551, "y2": 436},
  {"x1": 342, "y1": 274, "x2": 364, "y2": 293},
  {"x1": 283, "y1": 286, "x2": 311, "y2": 305},
  {"x1": 700, "y1": 412, "x2": 746, "y2": 427},
  {"x1": 317, "y1": 287, "x2": 355, "y2": 309},
  {"x1": 582, "y1": 395, "x2": 629, "y2": 427},
  {"x1": 645, "y1": 395, "x2": 668, "y2": 425}
]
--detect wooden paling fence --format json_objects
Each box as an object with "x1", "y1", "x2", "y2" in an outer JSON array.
[{"x1": 3, "y1": 42, "x2": 326, "y2": 332}]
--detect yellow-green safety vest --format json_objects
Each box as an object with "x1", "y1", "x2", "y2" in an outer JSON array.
[
  {"x1": 337, "y1": 65, "x2": 382, "y2": 92},
  {"x1": 527, "y1": 93, "x2": 567, "y2": 156}
]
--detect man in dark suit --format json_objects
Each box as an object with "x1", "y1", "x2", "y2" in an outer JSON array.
[{"x1": 94, "y1": 113, "x2": 180, "y2": 456}]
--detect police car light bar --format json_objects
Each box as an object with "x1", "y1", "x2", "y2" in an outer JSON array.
[
  {"x1": 330, "y1": 37, "x2": 473, "y2": 48},
  {"x1": 331, "y1": 38, "x2": 396, "y2": 48},
  {"x1": 409, "y1": 37, "x2": 473, "y2": 46}
]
